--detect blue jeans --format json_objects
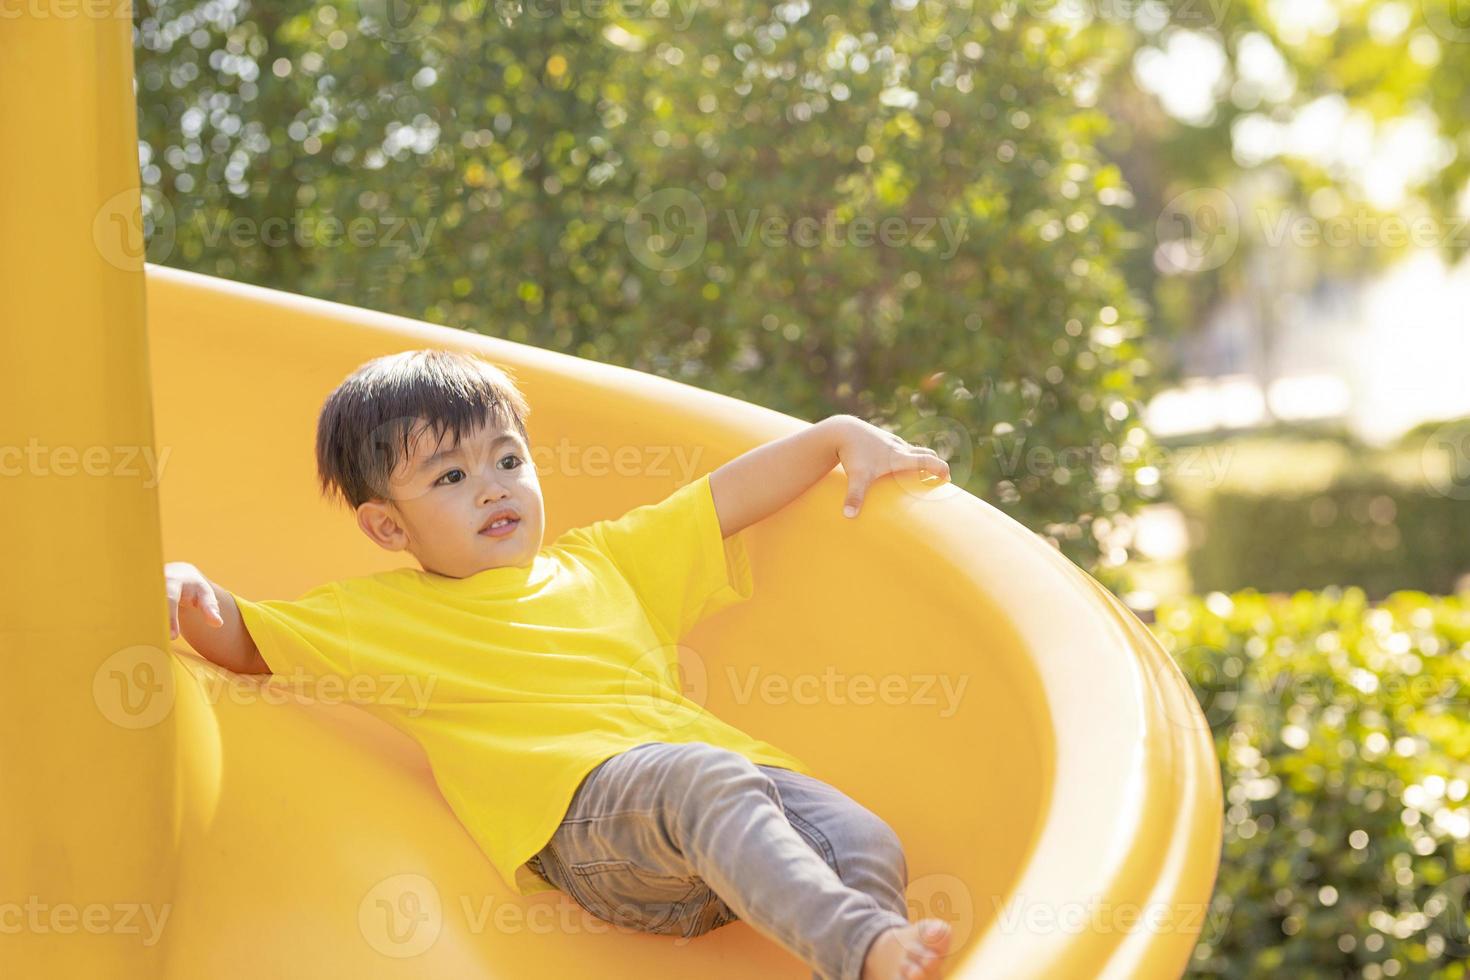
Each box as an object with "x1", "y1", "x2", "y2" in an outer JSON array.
[{"x1": 526, "y1": 740, "x2": 911, "y2": 980}]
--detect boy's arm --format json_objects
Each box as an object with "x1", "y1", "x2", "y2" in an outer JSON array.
[
  {"x1": 170, "y1": 563, "x2": 271, "y2": 674},
  {"x1": 708, "y1": 414, "x2": 950, "y2": 537}
]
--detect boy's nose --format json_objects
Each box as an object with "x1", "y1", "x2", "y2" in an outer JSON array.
[{"x1": 477, "y1": 480, "x2": 512, "y2": 504}]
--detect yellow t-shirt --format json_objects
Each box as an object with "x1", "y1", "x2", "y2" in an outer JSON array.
[{"x1": 232, "y1": 473, "x2": 813, "y2": 896}]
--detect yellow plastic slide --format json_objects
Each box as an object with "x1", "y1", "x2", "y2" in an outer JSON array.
[{"x1": 0, "y1": 7, "x2": 1222, "y2": 979}]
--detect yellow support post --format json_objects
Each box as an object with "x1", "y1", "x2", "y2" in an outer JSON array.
[{"x1": 0, "y1": 1, "x2": 177, "y2": 976}]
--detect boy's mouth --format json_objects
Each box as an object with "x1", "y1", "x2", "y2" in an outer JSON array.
[{"x1": 480, "y1": 516, "x2": 520, "y2": 538}]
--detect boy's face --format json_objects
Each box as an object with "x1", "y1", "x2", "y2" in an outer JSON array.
[{"x1": 356, "y1": 414, "x2": 545, "y2": 578}]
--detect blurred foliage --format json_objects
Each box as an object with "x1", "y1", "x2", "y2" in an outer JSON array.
[
  {"x1": 1075, "y1": 0, "x2": 1470, "y2": 381},
  {"x1": 1189, "y1": 480, "x2": 1469, "y2": 600},
  {"x1": 1157, "y1": 422, "x2": 1470, "y2": 599},
  {"x1": 130, "y1": 0, "x2": 1159, "y2": 571},
  {"x1": 1153, "y1": 588, "x2": 1470, "y2": 979}
]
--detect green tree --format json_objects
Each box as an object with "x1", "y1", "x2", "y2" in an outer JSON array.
[{"x1": 133, "y1": 0, "x2": 1157, "y2": 576}]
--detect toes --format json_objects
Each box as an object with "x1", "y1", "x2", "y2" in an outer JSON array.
[
  {"x1": 902, "y1": 952, "x2": 937, "y2": 980},
  {"x1": 921, "y1": 919, "x2": 951, "y2": 949},
  {"x1": 905, "y1": 948, "x2": 937, "y2": 973}
]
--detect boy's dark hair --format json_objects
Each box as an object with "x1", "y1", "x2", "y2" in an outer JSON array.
[{"x1": 315, "y1": 349, "x2": 532, "y2": 510}]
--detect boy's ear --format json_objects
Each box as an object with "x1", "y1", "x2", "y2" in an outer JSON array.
[{"x1": 356, "y1": 499, "x2": 409, "y2": 551}]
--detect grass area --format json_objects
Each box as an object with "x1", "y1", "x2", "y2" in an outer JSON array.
[
  {"x1": 1160, "y1": 433, "x2": 1354, "y2": 505},
  {"x1": 1156, "y1": 419, "x2": 1467, "y2": 503},
  {"x1": 1119, "y1": 555, "x2": 1192, "y2": 610}
]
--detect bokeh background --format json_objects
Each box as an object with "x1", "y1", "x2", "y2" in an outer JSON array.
[{"x1": 129, "y1": 0, "x2": 1470, "y2": 974}]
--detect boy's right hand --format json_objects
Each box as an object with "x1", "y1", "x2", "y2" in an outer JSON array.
[{"x1": 166, "y1": 561, "x2": 225, "y2": 640}]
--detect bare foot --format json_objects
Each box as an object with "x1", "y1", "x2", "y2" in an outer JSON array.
[{"x1": 860, "y1": 918, "x2": 952, "y2": 980}]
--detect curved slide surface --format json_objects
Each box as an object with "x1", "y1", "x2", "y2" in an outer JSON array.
[
  {"x1": 0, "y1": 9, "x2": 1220, "y2": 975},
  {"x1": 138, "y1": 265, "x2": 1222, "y2": 978}
]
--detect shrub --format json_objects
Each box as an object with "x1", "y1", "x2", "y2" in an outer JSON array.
[
  {"x1": 1151, "y1": 588, "x2": 1470, "y2": 978},
  {"x1": 1160, "y1": 427, "x2": 1470, "y2": 599},
  {"x1": 1188, "y1": 478, "x2": 1470, "y2": 599}
]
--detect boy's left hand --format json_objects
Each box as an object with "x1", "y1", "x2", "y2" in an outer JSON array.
[{"x1": 830, "y1": 416, "x2": 951, "y2": 519}]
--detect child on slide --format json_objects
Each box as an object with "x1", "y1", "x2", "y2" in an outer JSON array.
[{"x1": 165, "y1": 348, "x2": 952, "y2": 980}]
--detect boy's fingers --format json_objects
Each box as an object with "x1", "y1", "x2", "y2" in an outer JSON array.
[
  {"x1": 912, "y1": 451, "x2": 950, "y2": 481},
  {"x1": 843, "y1": 474, "x2": 869, "y2": 518}
]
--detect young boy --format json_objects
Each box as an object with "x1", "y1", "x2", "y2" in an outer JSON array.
[{"x1": 166, "y1": 349, "x2": 953, "y2": 980}]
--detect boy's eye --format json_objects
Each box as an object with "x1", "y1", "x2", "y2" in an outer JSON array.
[{"x1": 435, "y1": 455, "x2": 520, "y2": 486}]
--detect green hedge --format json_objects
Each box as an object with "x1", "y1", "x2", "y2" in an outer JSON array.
[
  {"x1": 1151, "y1": 587, "x2": 1470, "y2": 978},
  {"x1": 1164, "y1": 424, "x2": 1470, "y2": 599},
  {"x1": 1187, "y1": 477, "x2": 1470, "y2": 599}
]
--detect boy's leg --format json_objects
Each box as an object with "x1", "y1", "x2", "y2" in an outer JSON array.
[
  {"x1": 765, "y1": 762, "x2": 909, "y2": 920},
  {"x1": 531, "y1": 740, "x2": 910, "y2": 980},
  {"x1": 686, "y1": 762, "x2": 913, "y2": 980}
]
